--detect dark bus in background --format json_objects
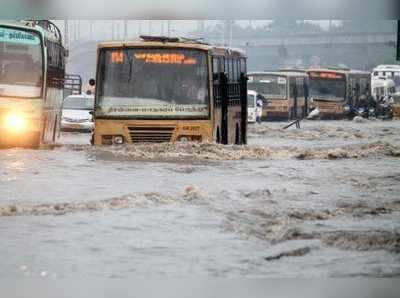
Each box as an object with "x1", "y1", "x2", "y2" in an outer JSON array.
[
  {"x1": 307, "y1": 69, "x2": 371, "y2": 119},
  {"x1": 247, "y1": 71, "x2": 309, "y2": 121}
]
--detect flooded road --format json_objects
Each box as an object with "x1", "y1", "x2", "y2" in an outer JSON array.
[{"x1": 1, "y1": 120, "x2": 400, "y2": 278}]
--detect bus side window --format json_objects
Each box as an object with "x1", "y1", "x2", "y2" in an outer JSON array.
[
  {"x1": 236, "y1": 59, "x2": 240, "y2": 80},
  {"x1": 360, "y1": 78, "x2": 367, "y2": 93},
  {"x1": 232, "y1": 59, "x2": 237, "y2": 82},
  {"x1": 289, "y1": 78, "x2": 297, "y2": 97},
  {"x1": 355, "y1": 83, "x2": 360, "y2": 94},
  {"x1": 212, "y1": 57, "x2": 219, "y2": 81},
  {"x1": 229, "y1": 59, "x2": 234, "y2": 82},
  {"x1": 219, "y1": 57, "x2": 224, "y2": 73},
  {"x1": 296, "y1": 77, "x2": 304, "y2": 97},
  {"x1": 239, "y1": 58, "x2": 245, "y2": 74}
]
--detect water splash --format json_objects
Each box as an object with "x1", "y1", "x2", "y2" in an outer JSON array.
[{"x1": 79, "y1": 141, "x2": 400, "y2": 162}]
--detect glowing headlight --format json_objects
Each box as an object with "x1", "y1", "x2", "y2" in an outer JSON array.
[{"x1": 5, "y1": 114, "x2": 26, "y2": 130}]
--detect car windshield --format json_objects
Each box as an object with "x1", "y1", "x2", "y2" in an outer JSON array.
[
  {"x1": 247, "y1": 75, "x2": 287, "y2": 99},
  {"x1": 247, "y1": 94, "x2": 255, "y2": 107},
  {"x1": 63, "y1": 96, "x2": 94, "y2": 110},
  {"x1": 0, "y1": 26, "x2": 43, "y2": 98},
  {"x1": 309, "y1": 78, "x2": 346, "y2": 101},
  {"x1": 97, "y1": 48, "x2": 209, "y2": 118}
]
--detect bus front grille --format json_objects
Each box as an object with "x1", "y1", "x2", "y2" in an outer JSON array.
[{"x1": 128, "y1": 126, "x2": 175, "y2": 143}]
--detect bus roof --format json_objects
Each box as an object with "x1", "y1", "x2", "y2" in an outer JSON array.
[
  {"x1": 373, "y1": 64, "x2": 400, "y2": 71},
  {"x1": 248, "y1": 70, "x2": 308, "y2": 77},
  {"x1": 307, "y1": 68, "x2": 370, "y2": 75},
  {"x1": 97, "y1": 37, "x2": 246, "y2": 58},
  {"x1": 0, "y1": 20, "x2": 62, "y2": 43}
]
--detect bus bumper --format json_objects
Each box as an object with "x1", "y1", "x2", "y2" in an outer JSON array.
[
  {"x1": 263, "y1": 111, "x2": 290, "y2": 121},
  {"x1": 0, "y1": 118, "x2": 41, "y2": 148},
  {"x1": 318, "y1": 111, "x2": 344, "y2": 120},
  {"x1": 93, "y1": 119, "x2": 213, "y2": 145},
  {"x1": 0, "y1": 130, "x2": 41, "y2": 148}
]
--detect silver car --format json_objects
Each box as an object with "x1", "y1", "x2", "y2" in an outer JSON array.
[{"x1": 61, "y1": 95, "x2": 94, "y2": 132}]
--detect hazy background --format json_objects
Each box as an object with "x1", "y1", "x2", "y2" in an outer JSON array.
[{"x1": 52, "y1": 20, "x2": 399, "y2": 85}]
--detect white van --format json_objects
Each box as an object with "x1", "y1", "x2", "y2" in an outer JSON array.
[
  {"x1": 372, "y1": 65, "x2": 400, "y2": 92},
  {"x1": 247, "y1": 90, "x2": 257, "y2": 123},
  {"x1": 372, "y1": 78, "x2": 396, "y2": 101}
]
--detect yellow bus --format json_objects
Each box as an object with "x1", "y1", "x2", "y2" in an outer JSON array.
[
  {"x1": 307, "y1": 68, "x2": 371, "y2": 119},
  {"x1": 247, "y1": 71, "x2": 309, "y2": 121},
  {"x1": 91, "y1": 36, "x2": 248, "y2": 145},
  {"x1": 0, "y1": 20, "x2": 67, "y2": 148}
]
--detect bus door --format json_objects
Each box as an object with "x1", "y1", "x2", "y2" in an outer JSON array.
[
  {"x1": 220, "y1": 72, "x2": 229, "y2": 144},
  {"x1": 293, "y1": 84, "x2": 298, "y2": 119},
  {"x1": 240, "y1": 73, "x2": 248, "y2": 144},
  {"x1": 304, "y1": 77, "x2": 309, "y2": 117},
  {"x1": 290, "y1": 77, "x2": 298, "y2": 119}
]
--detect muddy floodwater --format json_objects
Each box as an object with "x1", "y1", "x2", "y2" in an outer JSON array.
[{"x1": 1, "y1": 120, "x2": 400, "y2": 278}]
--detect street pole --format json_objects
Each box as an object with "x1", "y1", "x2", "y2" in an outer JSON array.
[
  {"x1": 77, "y1": 20, "x2": 80, "y2": 41},
  {"x1": 148, "y1": 20, "x2": 152, "y2": 35},
  {"x1": 89, "y1": 20, "x2": 94, "y2": 41},
  {"x1": 397, "y1": 20, "x2": 399, "y2": 61},
  {"x1": 64, "y1": 20, "x2": 69, "y2": 49},
  {"x1": 111, "y1": 20, "x2": 115, "y2": 40},
  {"x1": 124, "y1": 20, "x2": 128, "y2": 40},
  {"x1": 229, "y1": 20, "x2": 233, "y2": 48}
]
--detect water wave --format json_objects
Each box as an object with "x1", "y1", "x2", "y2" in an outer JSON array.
[
  {"x1": 0, "y1": 186, "x2": 205, "y2": 217},
  {"x1": 80, "y1": 141, "x2": 400, "y2": 162}
]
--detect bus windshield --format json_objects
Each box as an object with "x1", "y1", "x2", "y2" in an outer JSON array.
[
  {"x1": 309, "y1": 75, "x2": 346, "y2": 101},
  {"x1": 0, "y1": 26, "x2": 43, "y2": 98},
  {"x1": 248, "y1": 75, "x2": 287, "y2": 99},
  {"x1": 97, "y1": 48, "x2": 209, "y2": 118}
]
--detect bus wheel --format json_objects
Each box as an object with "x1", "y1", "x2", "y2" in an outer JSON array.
[
  {"x1": 235, "y1": 123, "x2": 240, "y2": 145},
  {"x1": 216, "y1": 127, "x2": 221, "y2": 144}
]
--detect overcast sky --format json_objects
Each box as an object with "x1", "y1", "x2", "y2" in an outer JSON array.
[{"x1": 53, "y1": 20, "x2": 343, "y2": 43}]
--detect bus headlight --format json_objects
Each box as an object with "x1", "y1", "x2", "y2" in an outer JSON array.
[
  {"x1": 112, "y1": 135, "x2": 125, "y2": 145},
  {"x1": 5, "y1": 113, "x2": 26, "y2": 131}
]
